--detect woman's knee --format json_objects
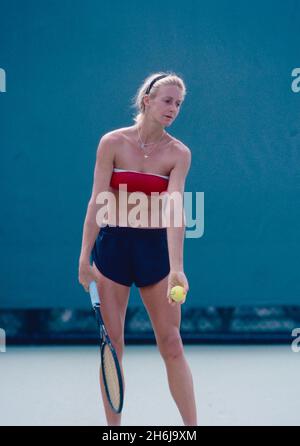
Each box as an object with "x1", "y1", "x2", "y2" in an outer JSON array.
[
  {"x1": 157, "y1": 331, "x2": 184, "y2": 361},
  {"x1": 106, "y1": 329, "x2": 124, "y2": 350},
  {"x1": 106, "y1": 335, "x2": 125, "y2": 362}
]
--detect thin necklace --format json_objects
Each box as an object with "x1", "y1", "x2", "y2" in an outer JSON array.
[{"x1": 137, "y1": 126, "x2": 166, "y2": 159}]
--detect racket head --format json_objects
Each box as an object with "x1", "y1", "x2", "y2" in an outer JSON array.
[
  {"x1": 89, "y1": 281, "x2": 124, "y2": 414},
  {"x1": 101, "y1": 342, "x2": 124, "y2": 414}
]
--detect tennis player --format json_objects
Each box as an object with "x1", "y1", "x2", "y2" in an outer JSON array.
[{"x1": 79, "y1": 72, "x2": 198, "y2": 426}]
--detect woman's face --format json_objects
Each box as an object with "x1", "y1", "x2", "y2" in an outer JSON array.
[{"x1": 145, "y1": 85, "x2": 184, "y2": 126}]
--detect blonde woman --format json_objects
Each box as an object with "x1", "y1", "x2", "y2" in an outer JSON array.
[{"x1": 79, "y1": 72, "x2": 198, "y2": 426}]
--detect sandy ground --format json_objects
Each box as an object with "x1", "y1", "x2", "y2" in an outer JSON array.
[{"x1": 0, "y1": 344, "x2": 299, "y2": 426}]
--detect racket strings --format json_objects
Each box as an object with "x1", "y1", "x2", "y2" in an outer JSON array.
[{"x1": 103, "y1": 344, "x2": 121, "y2": 411}]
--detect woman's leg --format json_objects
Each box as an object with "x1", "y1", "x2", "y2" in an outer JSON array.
[
  {"x1": 92, "y1": 263, "x2": 130, "y2": 426},
  {"x1": 139, "y1": 276, "x2": 198, "y2": 426}
]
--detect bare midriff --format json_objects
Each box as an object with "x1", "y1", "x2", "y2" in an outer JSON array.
[{"x1": 101, "y1": 185, "x2": 168, "y2": 228}]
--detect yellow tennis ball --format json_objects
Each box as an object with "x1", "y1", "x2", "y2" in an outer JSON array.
[{"x1": 170, "y1": 286, "x2": 186, "y2": 302}]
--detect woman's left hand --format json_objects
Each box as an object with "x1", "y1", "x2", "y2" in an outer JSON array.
[{"x1": 167, "y1": 270, "x2": 189, "y2": 306}]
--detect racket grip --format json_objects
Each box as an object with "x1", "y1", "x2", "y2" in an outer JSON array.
[{"x1": 89, "y1": 280, "x2": 99, "y2": 306}]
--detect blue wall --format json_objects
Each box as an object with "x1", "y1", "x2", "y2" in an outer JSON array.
[{"x1": 1, "y1": 0, "x2": 299, "y2": 308}]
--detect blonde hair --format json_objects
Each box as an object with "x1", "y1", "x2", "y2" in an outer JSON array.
[{"x1": 131, "y1": 71, "x2": 187, "y2": 124}]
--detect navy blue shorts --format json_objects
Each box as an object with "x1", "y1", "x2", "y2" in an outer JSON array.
[{"x1": 91, "y1": 225, "x2": 170, "y2": 287}]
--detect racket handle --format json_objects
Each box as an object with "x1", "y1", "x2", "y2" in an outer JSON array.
[{"x1": 89, "y1": 280, "x2": 100, "y2": 306}]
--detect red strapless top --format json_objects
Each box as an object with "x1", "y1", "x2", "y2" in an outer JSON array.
[{"x1": 110, "y1": 168, "x2": 169, "y2": 195}]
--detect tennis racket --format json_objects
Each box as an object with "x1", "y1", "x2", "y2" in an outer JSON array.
[{"x1": 89, "y1": 280, "x2": 124, "y2": 414}]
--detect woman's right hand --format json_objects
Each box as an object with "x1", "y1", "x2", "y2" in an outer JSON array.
[{"x1": 78, "y1": 259, "x2": 98, "y2": 292}]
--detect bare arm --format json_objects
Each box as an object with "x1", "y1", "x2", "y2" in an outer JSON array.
[
  {"x1": 166, "y1": 144, "x2": 191, "y2": 270},
  {"x1": 78, "y1": 134, "x2": 115, "y2": 289},
  {"x1": 165, "y1": 144, "x2": 191, "y2": 304}
]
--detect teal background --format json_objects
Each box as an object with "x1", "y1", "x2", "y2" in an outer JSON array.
[{"x1": 1, "y1": 0, "x2": 300, "y2": 308}]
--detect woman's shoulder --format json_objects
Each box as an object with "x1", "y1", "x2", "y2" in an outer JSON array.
[
  {"x1": 95, "y1": 129, "x2": 128, "y2": 162},
  {"x1": 168, "y1": 135, "x2": 191, "y2": 157},
  {"x1": 101, "y1": 126, "x2": 133, "y2": 142}
]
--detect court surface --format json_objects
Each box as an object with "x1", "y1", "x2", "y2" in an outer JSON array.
[{"x1": 0, "y1": 344, "x2": 299, "y2": 426}]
